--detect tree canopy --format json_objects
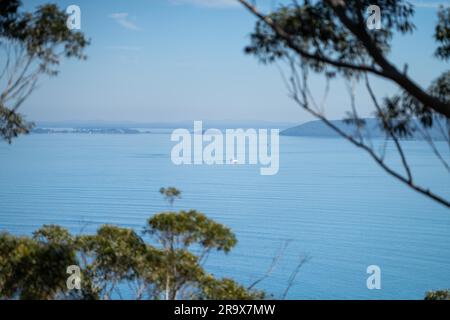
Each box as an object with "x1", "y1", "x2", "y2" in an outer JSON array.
[
  {"x1": 239, "y1": 0, "x2": 450, "y2": 207},
  {"x1": 159, "y1": 187, "x2": 182, "y2": 207},
  {"x1": 0, "y1": 0, "x2": 88, "y2": 143},
  {"x1": 0, "y1": 189, "x2": 264, "y2": 300}
]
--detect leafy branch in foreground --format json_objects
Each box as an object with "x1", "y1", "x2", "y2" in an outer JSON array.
[
  {"x1": 239, "y1": 0, "x2": 450, "y2": 208},
  {"x1": 0, "y1": 0, "x2": 89, "y2": 143}
]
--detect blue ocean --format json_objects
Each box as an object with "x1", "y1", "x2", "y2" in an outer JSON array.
[{"x1": 0, "y1": 133, "x2": 449, "y2": 299}]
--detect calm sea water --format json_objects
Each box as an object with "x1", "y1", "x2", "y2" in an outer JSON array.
[{"x1": 0, "y1": 133, "x2": 449, "y2": 299}]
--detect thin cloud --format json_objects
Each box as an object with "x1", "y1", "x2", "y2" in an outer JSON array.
[
  {"x1": 109, "y1": 13, "x2": 141, "y2": 31},
  {"x1": 411, "y1": 1, "x2": 449, "y2": 8},
  {"x1": 169, "y1": 0, "x2": 240, "y2": 9},
  {"x1": 107, "y1": 45, "x2": 142, "y2": 51}
]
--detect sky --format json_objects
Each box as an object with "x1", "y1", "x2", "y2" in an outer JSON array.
[{"x1": 20, "y1": 0, "x2": 450, "y2": 124}]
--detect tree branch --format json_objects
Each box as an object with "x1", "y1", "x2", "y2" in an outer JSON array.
[
  {"x1": 326, "y1": 0, "x2": 450, "y2": 118},
  {"x1": 239, "y1": 0, "x2": 450, "y2": 208},
  {"x1": 238, "y1": 0, "x2": 386, "y2": 76}
]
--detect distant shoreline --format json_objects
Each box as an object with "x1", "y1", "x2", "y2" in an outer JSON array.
[{"x1": 281, "y1": 118, "x2": 448, "y2": 141}]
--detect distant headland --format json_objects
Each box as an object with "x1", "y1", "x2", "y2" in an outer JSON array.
[{"x1": 281, "y1": 118, "x2": 447, "y2": 140}]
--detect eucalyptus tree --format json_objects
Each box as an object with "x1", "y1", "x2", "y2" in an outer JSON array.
[
  {"x1": 0, "y1": 0, "x2": 88, "y2": 143},
  {"x1": 0, "y1": 212, "x2": 263, "y2": 300},
  {"x1": 239, "y1": 0, "x2": 449, "y2": 208},
  {"x1": 159, "y1": 187, "x2": 182, "y2": 207},
  {"x1": 144, "y1": 210, "x2": 239, "y2": 300}
]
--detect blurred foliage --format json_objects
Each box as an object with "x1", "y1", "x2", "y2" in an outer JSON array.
[
  {"x1": 159, "y1": 187, "x2": 182, "y2": 206},
  {"x1": 199, "y1": 276, "x2": 266, "y2": 300},
  {"x1": 245, "y1": 0, "x2": 449, "y2": 140},
  {"x1": 245, "y1": 0, "x2": 414, "y2": 76},
  {"x1": 0, "y1": 0, "x2": 88, "y2": 143},
  {"x1": 0, "y1": 189, "x2": 263, "y2": 300},
  {"x1": 435, "y1": 6, "x2": 450, "y2": 61},
  {"x1": 375, "y1": 71, "x2": 450, "y2": 138},
  {"x1": 0, "y1": 231, "x2": 77, "y2": 299},
  {"x1": 424, "y1": 289, "x2": 450, "y2": 300}
]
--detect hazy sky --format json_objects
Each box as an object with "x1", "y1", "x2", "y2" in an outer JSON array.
[{"x1": 21, "y1": 0, "x2": 449, "y2": 123}]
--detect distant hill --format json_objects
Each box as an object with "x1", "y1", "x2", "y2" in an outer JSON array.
[{"x1": 281, "y1": 118, "x2": 447, "y2": 140}]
